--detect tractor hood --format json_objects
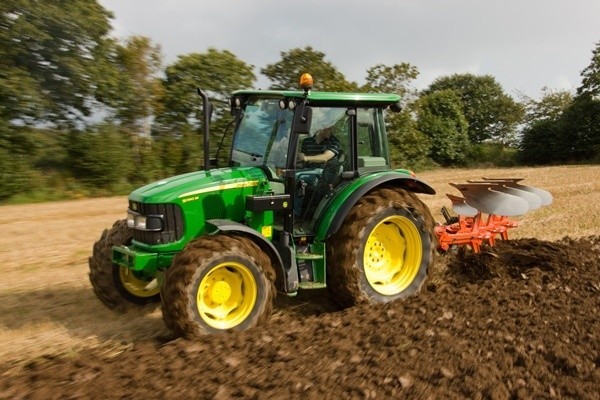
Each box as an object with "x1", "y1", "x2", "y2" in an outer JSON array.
[{"x1": 129, "y1": 167, "x2": 268, "y2": 205}]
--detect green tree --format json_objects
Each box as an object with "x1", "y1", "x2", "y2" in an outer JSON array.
[
  {"x1": 66, "y1": 123, "x2": 134, "y2": 188},
  {"x1": 155, "y1": 48, "x2": 255, "y2": 134},
  {"x1": 520, "y1": 42, "x2": 600, "y2": 164},
  {"x1": 577, "y1": 40, "x2": 600, "y2": 97},
  {"x1": 362, "y1": 62, "x2": 432, "y2": 169},
  {"x1": 424, "y1": 73, "x2": 524, "y2": 144},
  {"x1": 386, "y1": 108, "x2": 432, "y2": 170},
  {"x1": 559, "y1": 94, "x2": 600, "y2": 161},
  {"x1": 519, "y1": 119, "x2": 563, "y2": 164},
  {"x1": 96, "y1": 36, "x2": 163, "y2": 135},
  {"x1": 0, "y1": 121, "x2": 32, "y2": 199},
  {"x1": 363, "y1": 63, "x2": 419, "y2": 100},
  {"x1": 93, "y1": 36, "x2": 164, "y2": 183},
  {"x1": 520, "y1": 95, "x2": 600, "y2": 164},
  {"x1": 0, "y1": 0, "x2": 113, "y2": 128},
  {"x1": 154, "y1": 48, "x2": 254, "y2": 169},
  {"x1": 261, "y1": 46, "x2": 357, "y2": 91},
  {"x1": 521, "y1": 87, "x2": 573, "y2": 127},
  {"x1": 0, "y1": 147, "x2": 30, "y2": 199},
  {"x1": 416, "y1": 90, "x2": 469, "y2": 166},
  {"x1": 127, "y1": 135, "x2": 163, "y2": 185},
  {"x1": 154, "y1": 126, "x2": 202, "y2": 176}
]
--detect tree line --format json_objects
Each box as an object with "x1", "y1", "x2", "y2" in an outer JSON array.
[{"x1": 1, "y1": 1, "x2": 599, "y2": 202}]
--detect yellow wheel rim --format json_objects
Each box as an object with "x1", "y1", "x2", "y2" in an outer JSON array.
[
  {"x1": 197, "y1": 261, "x2": 258, "y2": 330},
  {"x1": 118, "y1": 266, "x2": 160, "y2": 298},
  {"x1": 363, "y1": 215, "x2": 423, "y2": 295}
]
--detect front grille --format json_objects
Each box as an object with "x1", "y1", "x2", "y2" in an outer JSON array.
[{"x1": 129, "y1": 201, "x2": 184, "y2": 245}]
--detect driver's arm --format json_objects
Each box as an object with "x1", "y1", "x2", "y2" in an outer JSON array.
[{"x1": 299, "y1": 150, "x2": 335, "y2": 164}]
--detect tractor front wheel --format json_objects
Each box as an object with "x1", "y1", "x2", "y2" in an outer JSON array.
[
  {"x1": 88, "y1": 220, "x2": 160, "y2": 312},
  {"x1": 160, "y1": 234, "x2": 275, "y2": 338},
  {"x1": 327, "y1": 187, "x2": 436, "y2": 307}
]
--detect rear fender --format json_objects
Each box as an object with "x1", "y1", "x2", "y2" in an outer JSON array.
[
  {"x1": 314, "y1": 173, "x2": 435, "y2": 242},
  {"x1": 205, "y1": 219, "x2": 289, "y2": 292}
]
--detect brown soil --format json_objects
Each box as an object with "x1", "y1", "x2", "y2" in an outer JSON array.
[{"x1": 2, "y1": 236, "x2": 599, "y2": 400}]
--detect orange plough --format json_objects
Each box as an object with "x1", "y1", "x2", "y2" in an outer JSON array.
[{"x1": 434, "y1": 178, "x2": 553, "y2": 253}]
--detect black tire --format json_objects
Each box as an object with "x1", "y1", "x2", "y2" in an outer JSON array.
[
  {"x1": 326, "y1": 187, "x2": 436, "y2": 307},
  {"x1": 161, "y1": 234, "x2": 276, "y2": 338},
  {"x1": 88, "y1": 219, "x2": 160, "y2": 312}
]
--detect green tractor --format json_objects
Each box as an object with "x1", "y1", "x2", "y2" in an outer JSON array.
[{"x1": 89, "y1": 74, "x2": 437, "y2": 338}]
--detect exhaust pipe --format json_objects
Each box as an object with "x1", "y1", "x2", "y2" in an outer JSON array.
[{"x1": 197, "y1": 88, "x2": 212, "y2": 171}]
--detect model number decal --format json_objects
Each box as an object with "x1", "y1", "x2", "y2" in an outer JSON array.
[
  {"x1": 181, "y1": 196, "x2": 199, "y2": 203},
  {"x1": 179, "y1": 180, "x2": 260, "y2": 199}
]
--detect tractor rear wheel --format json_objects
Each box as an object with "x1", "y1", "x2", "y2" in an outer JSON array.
[
  {"x1": 161, "y1": 234, "x2": 275, "y2": 338},
  {"x1": 326, "y1": 187, "x2": 436, "y2": 307},
  {"x1": 88, "y1": 219, "x2": 160, "y2": 312}
]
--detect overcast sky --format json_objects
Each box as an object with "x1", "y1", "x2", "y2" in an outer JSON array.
[{"x1": 99, "y1": 0, "x2": 600, "y2": 99}]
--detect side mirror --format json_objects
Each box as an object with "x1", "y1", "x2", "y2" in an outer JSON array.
[
  {"x1": 292, "y1": 105, "x2": 312, "y2": 135},
  {"x1": 389, "y1": 102, "x2": 402, "y2": 113}
]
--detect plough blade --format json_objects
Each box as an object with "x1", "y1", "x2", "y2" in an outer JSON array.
[
  {"x1": 449, "y1": 182, "x2": 530, "y2": 216},
  {"x1": 494, "y1": 186, "x2": 542, "y2": 210},
  {"x1": 467, "y1": 180, "x2": 543, "y2": 211},
  {"x1": 446, "y1": 194, "x2": 478, "y2": 217},
  {"x1": 480, "y1": 178, "x2": 553, "y2": 206},
  {"x1": 436, "y1": 178, "x2": 552, "y2": 253}
]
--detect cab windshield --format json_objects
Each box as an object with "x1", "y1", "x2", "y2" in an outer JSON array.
[{"x1": 230, "y1": 98, "x2": 294, "y2": 169}]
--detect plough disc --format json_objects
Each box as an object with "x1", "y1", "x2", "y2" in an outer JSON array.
[
  {"x1": 435, "y1": 178, "x2": 553, "y2": 253},
  {"x1": 479, "y1": 178, "x2": 553, "y2": 206}
]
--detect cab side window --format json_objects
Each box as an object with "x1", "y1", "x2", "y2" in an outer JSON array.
[{"x1": 357, "y1": 108, "x2": 389, "y2": 172}]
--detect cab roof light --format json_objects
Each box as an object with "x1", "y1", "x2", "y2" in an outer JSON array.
[{"x1": 299, "y1": 73, "x2": 313, "y2": 92}]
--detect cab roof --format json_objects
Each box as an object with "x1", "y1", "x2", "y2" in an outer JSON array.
[{"x1": 231, "y1": 90, "x2": 401, "y2": 108}]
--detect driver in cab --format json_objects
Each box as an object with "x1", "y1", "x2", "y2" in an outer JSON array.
[
  {"x1": 294, "y1": 125, "x2": 342, "y2": 217},
  {"x1": 297, "y1": 125, "x2": 341, "y2": 167}
]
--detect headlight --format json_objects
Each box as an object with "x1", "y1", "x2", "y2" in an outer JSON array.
[
  {"x1": 126, "y1": 211, "x2": 163, "y2": 231},
  {"x1": 127, "y1": 211, "x2": 136, "y2": 228},
  {"x1": 136, "y1": 215, "x2": 148, "y2": 230}
]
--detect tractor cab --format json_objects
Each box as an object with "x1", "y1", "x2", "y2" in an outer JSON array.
[{"x1": 228, "y1": 75, "x2": 399, "y2": 238}]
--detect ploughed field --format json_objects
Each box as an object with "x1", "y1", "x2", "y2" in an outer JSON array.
[{"x1": 1, "y1": 165, "x2": 599, "y2": 399}]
